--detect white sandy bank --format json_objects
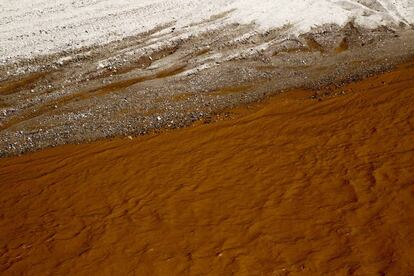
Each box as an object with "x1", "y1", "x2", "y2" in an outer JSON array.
[{"x1": 0, "y1": 0, "x2": 413, "y2": 61}]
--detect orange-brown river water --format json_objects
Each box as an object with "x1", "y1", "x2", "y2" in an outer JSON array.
[{"x1": 1, "y1": 63, "x2": 414, "y2": 275}]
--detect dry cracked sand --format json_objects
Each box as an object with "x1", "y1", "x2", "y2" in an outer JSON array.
[{"x1": 0, "y1": 57, "x2": 414, "y2": 274}]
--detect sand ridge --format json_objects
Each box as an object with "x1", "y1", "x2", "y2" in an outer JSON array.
[{"x1": 0, "y1": 62, "x2": 414, "y2": 274}]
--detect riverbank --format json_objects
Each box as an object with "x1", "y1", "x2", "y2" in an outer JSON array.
[{"x1": 1, "y1": 28, "x2": 414, "y2": 157}]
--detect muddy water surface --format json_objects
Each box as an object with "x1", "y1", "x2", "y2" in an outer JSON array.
[{"x1": 0, "y1": 63, "x2": 414, "y2": 275}]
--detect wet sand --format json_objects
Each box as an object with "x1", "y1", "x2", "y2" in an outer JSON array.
[
  {"x1": 2, "y1": 27, "x2": 414, "y2": 157},
  {"x1": 1, "y1": 62, "x2": 414, "y2": 275}
]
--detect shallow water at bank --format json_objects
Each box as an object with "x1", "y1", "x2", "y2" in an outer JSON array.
[{"x1": 1, "y1": 62, "x2": 413, "y2": 274}]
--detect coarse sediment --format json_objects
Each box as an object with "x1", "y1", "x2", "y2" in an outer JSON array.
[{"x1": 1, "y1": 24, "x2": 414, "y2": 157}]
